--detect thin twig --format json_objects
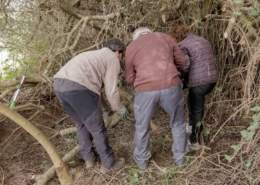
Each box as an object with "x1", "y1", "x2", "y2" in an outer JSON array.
[
  {"x1": 0, "y1": 165, "x2": 4, "y2": 185},
  {"x1": 210, "y1": 98, "x2": 257, "y2": 143},
  {"x1": 55, "y1": 115, "x2": 69, "y2": 125}
]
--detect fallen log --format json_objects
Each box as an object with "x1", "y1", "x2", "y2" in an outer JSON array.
[
  {"x1": 0, "y1": 77, "x2": 41, "y2": 89},
  {"x1": 0, "y1": 103, "x2": 73, "y2": 185},
  {"x1": 35, "y1": 145, "x2": 80, "y2": 185}
]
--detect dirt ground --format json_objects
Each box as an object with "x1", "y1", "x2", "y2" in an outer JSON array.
[{"x1": 0, "y1": 100, "x2": 243, "y2": 185}]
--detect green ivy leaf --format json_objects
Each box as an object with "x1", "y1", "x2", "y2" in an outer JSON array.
[
  {"x1": 249, "y1": 8, "x2": 260, "y2": 17},
  {"x1": 252, "y1": 113, "x2": 260, "y2": 122},
  {"x1": 203, "y1": 126, "x2": 210, "y2": 136},
  {"x1": 225, "y1": 154, "x2": 232, "y2": 162},
  {"x1": 248, "y1": 121, "x2": 259, "y2": 131},
  {"x1": 245, "y1": 159, "x2": 252, "y2": 168},
  {"x1": 128, "y1": 168, "x2": 140, "y2": 185},
  {"x1": 251, "y1": 106, "x2": 260, "y2": 112},
  {"x1": 240, "y1": 130, "x2": 254, "y2": 141},
  {"x1": 196, "y1": 121, "x2": 202, "y2": 127},
  {"x1": 233, "y1": 11, "x2": 242, "y2": 16},
  {"x1": 214, "y1": 87, "x2": 222, "y2": 92},
  {"x1": 231, "y1": 144, "x2": 241, "y2": 152},
  {"x1": 233, "y1": 0, "x2": 243, "y2": 4}
]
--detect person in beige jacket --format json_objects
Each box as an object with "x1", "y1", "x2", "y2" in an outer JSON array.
[{"x1": 53, "y1": 39, "x2": 127, "y2": 173}]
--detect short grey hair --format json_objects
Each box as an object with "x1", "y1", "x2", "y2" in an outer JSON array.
[{"x1": 132, "y1": 27, "x2": 152, "y2": 40}]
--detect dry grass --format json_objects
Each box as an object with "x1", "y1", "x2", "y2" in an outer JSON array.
[{"x1": 0, "y1": 0, "x2": 259, "y2": 184}]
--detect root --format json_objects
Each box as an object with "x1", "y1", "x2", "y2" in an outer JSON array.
[
  {"x1": 104, "y1": 113, "x2": 121, "y2": 128},
  {"x1": 151, "y1": 160, "x2": 167, "y2": 174},
  {"x1": 35, "y1": 145, "x2": 80, "y2": 185},
  {"x1": 53, "y1": 112, "x2": 123, "y2": 139},
  {"x1": 0, "y1": 103, "x2": 73, "y2": 185},
  {"x1": 0, "y1": 165, "x2": 4, "y2": 185},
  {"x1": 59, "y1": 127, "x2": 77, "y2": 136},
  {"x1": 150, "y1": 120, "x2": 161, "y2": 134}
]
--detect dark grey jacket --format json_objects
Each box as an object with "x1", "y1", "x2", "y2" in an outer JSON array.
[{"x1": 179, "y1": 34, "x2": 218, "y2": 87}]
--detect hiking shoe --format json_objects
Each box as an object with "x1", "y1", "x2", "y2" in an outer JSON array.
[
  {"x1": 190, "y1": 133, "x2": 198, "y2": 144},
  {"x1": 137, "y1": 162, "x2": 148, "y2": 170},
  {"x1": 85, "y1": 160, "x2": 95, "y2": 169},
  {"x1": 189, "y1": 142, "x2": 202, "y2": 151},
  {"x1": 100, "y1": 158, "x2": 125, "y2": 174},
  {"x1": 186, "y1": 134, "x2": 203, "y2": 152},
  {"x1": 176, "y1": 159, "x2": 185, "y2": 166}
]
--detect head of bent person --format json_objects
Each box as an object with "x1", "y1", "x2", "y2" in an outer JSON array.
[
  {"x1": 103, "y1": 38, "x2": 125, "y2": 61},
  {"x1": 168, "y1": 24, "x2": 190, "y2": 42}
]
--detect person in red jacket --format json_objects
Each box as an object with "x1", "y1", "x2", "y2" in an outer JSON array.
[{"x1": 125, "y1": 27, "x2": 189, "y2": 169}]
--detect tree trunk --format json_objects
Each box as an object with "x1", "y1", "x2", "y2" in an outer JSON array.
[{"x1": 0, "y1": 103, "x2": 73, "y2": 185}]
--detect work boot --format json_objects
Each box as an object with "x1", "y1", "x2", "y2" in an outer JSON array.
[
  {"x1": 189, "y1": 133, "x2": 202, "y2": 151},
  {"x1": 85, "y1": 160, "x2": 95, "y2": 169},
  {"x1": 176, "y1": 158, "x2": 185, "y2": 166},
  {"x1": 100, "y1": 158, "x2": 125, "y2": 174},
  {"x1": 189, "y1": 133, "x2": 197, "y2": 144},
  {"x1": 189, "y1": 142, "x2": 202, "y2": 151},
  {"x1": 137, "y1": 162, "x2": 148, "y2": 170}
]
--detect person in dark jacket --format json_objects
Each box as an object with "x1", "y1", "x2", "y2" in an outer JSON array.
[{"x1": 178, "y1": 30, "x2": 218, "y2": 148}]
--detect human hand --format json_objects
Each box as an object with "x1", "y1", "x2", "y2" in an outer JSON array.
[{"x1": 117, "y1": 105, "x2": 128, "y2": 119}]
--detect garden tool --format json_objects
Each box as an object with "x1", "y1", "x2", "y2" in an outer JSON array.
[{"x1": 9, "y1": 75, "x2": 25, "y2": 109}]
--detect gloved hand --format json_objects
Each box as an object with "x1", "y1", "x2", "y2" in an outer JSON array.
[{"x1": 117, "y1": 105, "x2": 128, "y2": 119}]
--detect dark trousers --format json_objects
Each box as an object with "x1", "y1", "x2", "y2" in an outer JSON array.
[
  {"x1": 54, "y1": 89, "x2": 115, "y2": 168},
  {"x1": 188, "y1": 83, "x2": 215, "y2": 143}
]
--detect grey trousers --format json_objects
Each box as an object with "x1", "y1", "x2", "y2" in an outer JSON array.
[
  {"x1": 54, "y1": 87, "x2": 115, "y2": 168},
  {"x1": 133, "y1": 85, "x2": 186, "y2": 167}
]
